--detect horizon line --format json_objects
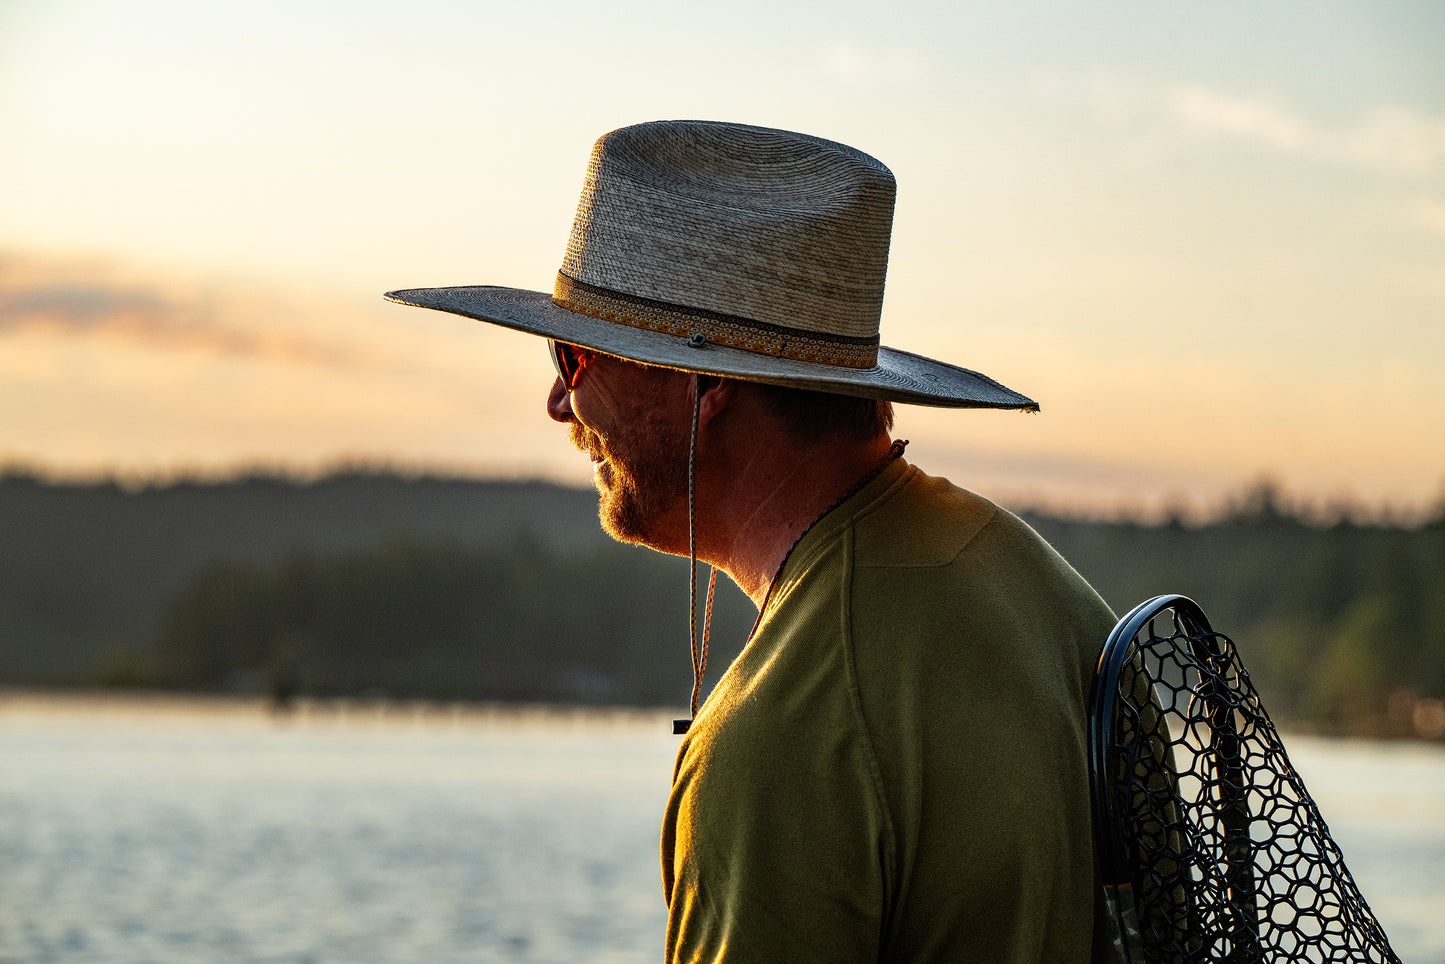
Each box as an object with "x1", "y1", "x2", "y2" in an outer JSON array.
[{"x1": 4, "y1": 457, "x2": 1440, "y2": 529}]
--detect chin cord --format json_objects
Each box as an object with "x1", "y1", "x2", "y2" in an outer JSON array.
[{"x1": 675, "y1": 375, "x2": 716, "y2": 736}]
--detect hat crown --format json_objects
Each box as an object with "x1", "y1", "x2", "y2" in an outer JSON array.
[{"x1": 559, "y1": 120, "x2": 896, "y2": 345}]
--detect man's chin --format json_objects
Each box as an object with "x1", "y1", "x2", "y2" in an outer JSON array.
[
  {"x1": 598, "y1": 493, "x2": 650, "y2": 547},
  {"x1": 597, "y1": 488, "x2": 688, "y2": 555}
]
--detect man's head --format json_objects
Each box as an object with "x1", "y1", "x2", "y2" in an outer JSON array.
[{"x1": 544, "y1": 333, "x2": 897, "y2": 554}]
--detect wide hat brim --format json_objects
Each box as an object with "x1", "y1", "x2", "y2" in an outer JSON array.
[{"x1": 384, "y1": 285, "x2": 1038, "y2": 411}]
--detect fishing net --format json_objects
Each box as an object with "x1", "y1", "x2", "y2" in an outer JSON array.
[{"x1": 1089, "y1": 595, "x2": 1400, "y2": 964}]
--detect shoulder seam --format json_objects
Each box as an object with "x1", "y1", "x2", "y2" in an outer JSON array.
[{"x1": 855, "y1": 480, "x2": 1003, "y2": 571}]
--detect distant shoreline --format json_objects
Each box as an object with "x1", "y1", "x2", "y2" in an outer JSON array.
[
  {"x1": 3, "y1": 686, "x2": 1441, "y2": 746},
  {"x1": 0, "y1": 687, "x2": 678, "y2": 729}
]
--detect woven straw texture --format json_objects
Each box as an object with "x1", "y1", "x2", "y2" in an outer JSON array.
[{"x1": 561, "y1": 121, "x2": 894, "y2": 347}]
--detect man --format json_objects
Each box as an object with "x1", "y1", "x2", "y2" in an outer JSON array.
[{"x1": 388, "y1": 120, "x2": 1115, "y2": 962}]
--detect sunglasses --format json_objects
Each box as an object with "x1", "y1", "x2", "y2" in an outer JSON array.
[{"x1": 549, "y1": 340, "x2": 595, "y2": 391}]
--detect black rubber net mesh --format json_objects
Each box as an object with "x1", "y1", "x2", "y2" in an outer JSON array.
[{"x1": 1097, "y1": 607, "x2": 1399, "y2": 963}]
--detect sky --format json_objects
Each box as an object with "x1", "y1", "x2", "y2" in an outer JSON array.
[{"x1": 1, "y1": 0, "x2": 1442, "y2": 517}]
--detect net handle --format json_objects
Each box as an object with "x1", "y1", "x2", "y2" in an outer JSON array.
[{"x1": 1088, "y1": 594, "x2": 1215, "y2": 962}]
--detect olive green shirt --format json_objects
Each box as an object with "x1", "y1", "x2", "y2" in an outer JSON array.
[{"x1": 662, "y1": 461, "x2": 1115, "y2": 962}]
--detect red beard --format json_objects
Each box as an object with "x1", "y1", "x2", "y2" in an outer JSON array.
[{"x1": 569, "y1": 416, "x2": 689, "y2": 550}]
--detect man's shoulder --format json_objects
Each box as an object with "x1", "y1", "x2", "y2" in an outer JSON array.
[
  {"x1": 851, "y1": 464, "x2": 1026, "y2": 570},
  {"x1": 847, "y1": 463, "x2": 1115, "y2": 632}
]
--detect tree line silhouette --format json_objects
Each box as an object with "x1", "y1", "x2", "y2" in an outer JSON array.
[
  {"x1": 2, "y1": 469, "x2": 1441, "y2": 737},
  {"x1": 144, "y1": 535, "x2": 755, "y2": 707}
]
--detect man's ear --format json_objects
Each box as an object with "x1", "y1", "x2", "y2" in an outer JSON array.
[{"x1": 695, "y1": 374, "x2": 736, "y2": 429}]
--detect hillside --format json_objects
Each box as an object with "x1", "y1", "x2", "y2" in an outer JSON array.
[
  {"x1": 2, "y1": 469, "x2": 1441, "y2": 736},
  {"x1": 0, "y1": 471, "x2": 613, "y2": 680}
]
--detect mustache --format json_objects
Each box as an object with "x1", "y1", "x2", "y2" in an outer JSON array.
[{"x1": 569, "y1": 422, "x2": 607, "y2": 461}]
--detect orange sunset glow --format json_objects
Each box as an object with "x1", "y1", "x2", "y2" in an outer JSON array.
[{"x1": 1, "y1": 1, "x2": 1441, "y2": 517}]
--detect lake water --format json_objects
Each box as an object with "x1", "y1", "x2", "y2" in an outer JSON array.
[{"x1": 1, "y1": 694, "x2": 1441, "y2": 963}]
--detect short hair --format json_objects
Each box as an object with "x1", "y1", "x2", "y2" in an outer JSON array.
[{"x1": 750, "y1": 382, "x2": 894, "y2": 444}]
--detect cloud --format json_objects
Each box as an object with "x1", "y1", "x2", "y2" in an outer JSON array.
[
  {"x1": 1055, "y1": 74, "x2": 1445, "y2": 177},
  {"x1": 1163, "y1": 86, "x2": 1311, "y2": 153},
  {"x1": 1343, "y1": 107, "x2": 1445, "y2": 175},
  {"x1": 819, "y1": 41, "x2": 924, "y2": 85},
  {"x1": 1163, "y1": 86, "x2": 1445, "y2": 175},
  {"x1": 0, "y1": 283, "x2": 172, "y2": 329},
  {"x1": 0, "y1": 257, "x2": 360, "y2": 366}
]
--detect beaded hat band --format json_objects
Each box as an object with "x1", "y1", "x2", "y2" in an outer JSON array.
[{"x1": 552, "y1": 273, "x2": 880, "y2": 370}]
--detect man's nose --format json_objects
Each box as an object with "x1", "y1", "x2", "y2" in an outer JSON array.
[{"x1": 546, "y1": 378, "x2": 575, "y2": 423}]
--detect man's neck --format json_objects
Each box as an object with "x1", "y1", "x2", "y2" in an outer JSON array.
[{"x1": 702, "y1": 434, "x2": 897, "y2": 607}]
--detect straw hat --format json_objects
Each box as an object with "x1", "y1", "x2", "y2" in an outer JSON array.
[{"x1": 385, "y1": 120, "x2": 1036, "y2": 410}]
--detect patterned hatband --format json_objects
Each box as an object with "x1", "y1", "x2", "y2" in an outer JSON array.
[{"x1": 552, "y1": 272, "x2": 881, "y2": 370}]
